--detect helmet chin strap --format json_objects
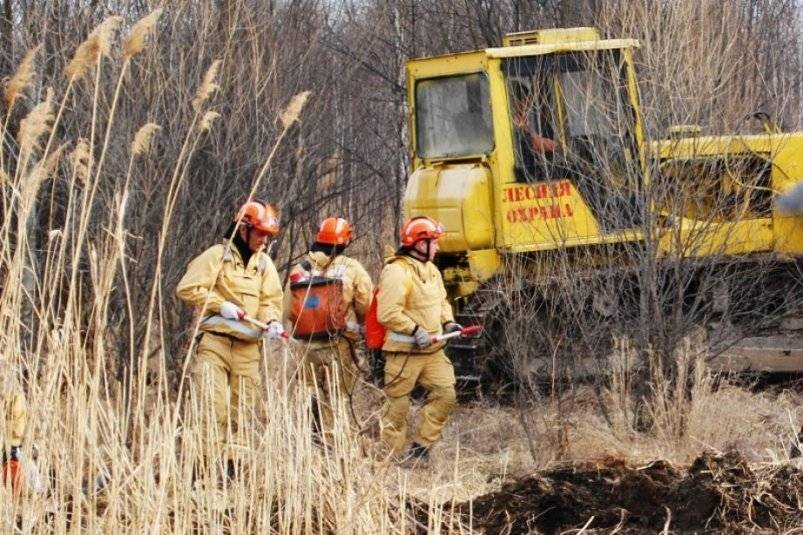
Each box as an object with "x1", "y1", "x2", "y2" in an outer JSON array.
[{"x1": 408, "y1": 239, "x2": 430, "y2": 262}]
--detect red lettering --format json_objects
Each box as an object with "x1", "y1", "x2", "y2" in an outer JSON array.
[
  {"x1": 525, "y1": 186, "x2": 535, "y2": 200},
  {"x1": 506, "y1": 209, "x2": 517, "y2": 223},
  {"x1": 558, "y1": 181, "x2": 571, "y2": 197},
  {"x1": 504, "y1": 188, "x2": 514, "y2": 203},
  {"x1": 536, "y1": 184, "x2": 548, "y2": 199},
  {"x1": 550, "y1": 205, "x2": 561, "y2": 218},
  {"x1": 565, "y1": 203, "x2": 574, "y2": 216},
  {"x1": 528, "y1": 206, "x2": 540, "y2": 220},
  {"x1": 516, "y1": 208, "x2": 528, "y2": 221}
]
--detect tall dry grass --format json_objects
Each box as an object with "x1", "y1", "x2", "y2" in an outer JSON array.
[{"x1": 0, "y1": 12, "x2": 440, "y2": 532}]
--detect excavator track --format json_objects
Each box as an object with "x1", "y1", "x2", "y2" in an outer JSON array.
[
  {"x1": 445, "y1": 258, "x2": 803, "y2": 398},
  {"x1": 447, "y1": 286, "x2": 509, "y2": 397}
]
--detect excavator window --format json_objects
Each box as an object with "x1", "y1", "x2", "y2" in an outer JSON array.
[
  {"x1": 415, "y1": 72, "x2": 493, "y2": 159},
  {"x1": 504, "y1": 50, "x2": 644, "y2": 231}
]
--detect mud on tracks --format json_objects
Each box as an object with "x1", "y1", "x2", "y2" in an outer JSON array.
[{"x1": 431, "y1": 450, "x2": 803, "y2": 533}]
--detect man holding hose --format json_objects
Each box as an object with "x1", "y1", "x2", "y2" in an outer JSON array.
[
  {"x1": 176, "y1": 201, "x2": 284, "y2": 476},
  {"x1": 377, "y1": 216, "x2": 461, "y2": 464}
]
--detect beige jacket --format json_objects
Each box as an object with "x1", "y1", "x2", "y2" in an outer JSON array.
[
  {"x1": 376, "y1": 255, "x2": 454, "y2": 354},
  {"x1": 283, "y1": 251, "x2": 374, "y2": 343},
  {"x1": 176, "y1": 242, "x2": 283, "y2": 341}
]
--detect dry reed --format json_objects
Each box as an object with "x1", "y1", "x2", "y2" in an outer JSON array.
[
  {"x1": 192, "y1": 60, "x2": 222, "y2": 112},
  {"x1": 3, "y1": 45, "x2": 41, "y2": 111},
  {"x1": 123, "y1": 9, "x2": 163, "y2": 60},
  {"x1": 65, "y1": 16, "x2": 124, "y2": 80},
  {"x1": 130, "y1": 123, "x2": 161, "y2": 157}
]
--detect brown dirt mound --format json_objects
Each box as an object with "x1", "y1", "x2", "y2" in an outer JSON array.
[{"x1": 453, "y1": 450, "x2": 803, "y2": 534}]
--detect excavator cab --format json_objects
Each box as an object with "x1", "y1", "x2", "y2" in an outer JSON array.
[
  {"x1": 406, "y1": 28, "x2": 648, "y2": 297},
  {"x1": 505, "y1": 49, "x2": 644, "y2": 232},
  {"x1": 405, "y1": 28, "x2": 803, "y2": 387}
]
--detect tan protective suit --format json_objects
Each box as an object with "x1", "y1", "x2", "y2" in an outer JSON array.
[
  {"x1": 284, "y1": 251, "x2": 373, "y2": 435},
  {"x1": 376, "y1": 255, "x2": 456, "y2": 454},
  {"x1": 2, "y1": 391, "x2": 26, "y2": 449},
  {"x1": 176, "y1": 242, "x2": 283, "y2": 455}
]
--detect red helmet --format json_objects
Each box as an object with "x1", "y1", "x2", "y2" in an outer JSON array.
[
  {"x1": 235, "y1": 201, "x2": 279, "y2": 235},
  {"x1": 316, "y1": 217, "x2": 352, "y2": 246},
  {"x1": 400, "y1": 216, "x2": 444, "y2": 246}
]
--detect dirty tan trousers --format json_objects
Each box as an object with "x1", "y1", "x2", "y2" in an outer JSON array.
[
  {"x1": 380, "y1": 349, "x2": 456, "y2": 454},
  {"x1": 192, "y1": 332, "x2": 261, "y2": 456},
  {"x1": 301, "y1": 337, "x2": 361, "y2": 436}
]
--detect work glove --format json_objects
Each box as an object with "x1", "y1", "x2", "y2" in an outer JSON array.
[
  {"x1": 443, "y1": 322, "x2": 463, "y2": 334},
  {"x1": 220, "y1": 301, "x2": 246, "y2": 321},
  {"x1": 263, "y1": 321, "x2": 285, "y2": 339},
  {"x1": 411, "y1": 326, "x2": 432, "y2": 349}
]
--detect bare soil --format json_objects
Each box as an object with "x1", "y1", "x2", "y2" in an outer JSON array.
[{"x1": 443, "y1": 450, "x2": 803, "y2": 533}]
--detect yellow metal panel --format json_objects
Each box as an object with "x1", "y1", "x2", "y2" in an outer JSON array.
[
  {"x1": 406, "y1": 51, "x2": 487, "y2": 77},
  {"x1": 507, "y1": 230, "x2": 644, "y2": 253},
  {"x1": 467, "y1": 249, "x2": 502, "y2": 281},
  {"x1": 498, "y1": 179, "x2": 603, "y2": 250},
  {"x1": 651, "y1": 133, "x2": 797, "y2": 158},
  {"x1": 486, "y1": 39, "x2": 640, "y2": 58},
  {"x1": 652, "y1": 132, "x2": 803, "y2": 256},
  {"x1": 404, "y1": 165, "x2": 495, "y2": 253},
  {"x1": 658, "y1": 218, "x2": 774, "y2": 257},
  {"x1": 502, "y1": 27, "x2": 600, "y2": 47},
  {"x1": 774, "y1": 217, "x2": 803, "y2": 255},
  {"x1": 623, "y1": 49, "x2": 651, "y2": 187}
]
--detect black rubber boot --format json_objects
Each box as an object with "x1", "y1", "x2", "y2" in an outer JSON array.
[
  {"x1": 405, "y1": 442, "x2": 430, "y2": 465},
  {"x1": 370, "y1": 350, "x2": 385, "y2": 387}
]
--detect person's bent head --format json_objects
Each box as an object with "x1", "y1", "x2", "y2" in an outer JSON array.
[
  {"x1": 233, "y1": 201, "x2": 280, "y2": 253},
  {"x1": 399, "y1": 216, "x2": 444, "y2": 262}
]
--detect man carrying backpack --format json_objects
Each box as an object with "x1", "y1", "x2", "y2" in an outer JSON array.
[
  {"x1": 176, "y1": 201, "x2": 284, "y2": 476},
  {"x1": 376, "y1": 216, "x2": 461, "y2": 464},
  {"x1": 285, "y1": 217, "x2": 373, "y2": 445}
]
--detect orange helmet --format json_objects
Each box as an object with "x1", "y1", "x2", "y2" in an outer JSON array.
[
  {"x1": 316, "y1": 217, "x2": 352, "y2": 246},
  {"x1": 400, "y1": 216, "x2": 444, "y2": 246},
  {"x1": 235, "y1": 201, "x2": 279, "y2": 235}
]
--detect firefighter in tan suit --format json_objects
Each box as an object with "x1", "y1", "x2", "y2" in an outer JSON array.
[
  {"x1": 176, "y1": 201, "x2": 284, "y2": 469},
  {"x1": 377, "y1": 216, "x2": 461, "y2": 462},
  {"x1": 285, "y1": 217, "x2": 373, "y2": 444}
]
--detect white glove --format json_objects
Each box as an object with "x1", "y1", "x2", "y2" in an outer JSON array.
[
  {"x1": 443, "y1": 322, "x2": 463, "y2": 334},
  {"x1": 220, "y1": 301, "x2": 245, "y2": 320},
  {"x1": 263, "y1": 321, "x2": 285, "y2": 339},
  {"x1": 412, "y1": 326, "x2": 432, "y2": 349}
]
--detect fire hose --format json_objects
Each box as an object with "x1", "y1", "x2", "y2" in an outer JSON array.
[{"x1": 389, "y1": 324, "x2": 482, "y2": 345}]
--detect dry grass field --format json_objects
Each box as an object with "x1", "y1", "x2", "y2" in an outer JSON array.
[{"x1": 0, "y1": 3, "x2": 801, "y2": 533}]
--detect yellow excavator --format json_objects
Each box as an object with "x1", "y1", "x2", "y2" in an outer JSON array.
[{"x1": 403, "y1": 27, "x2": 803, "y2": 390}]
